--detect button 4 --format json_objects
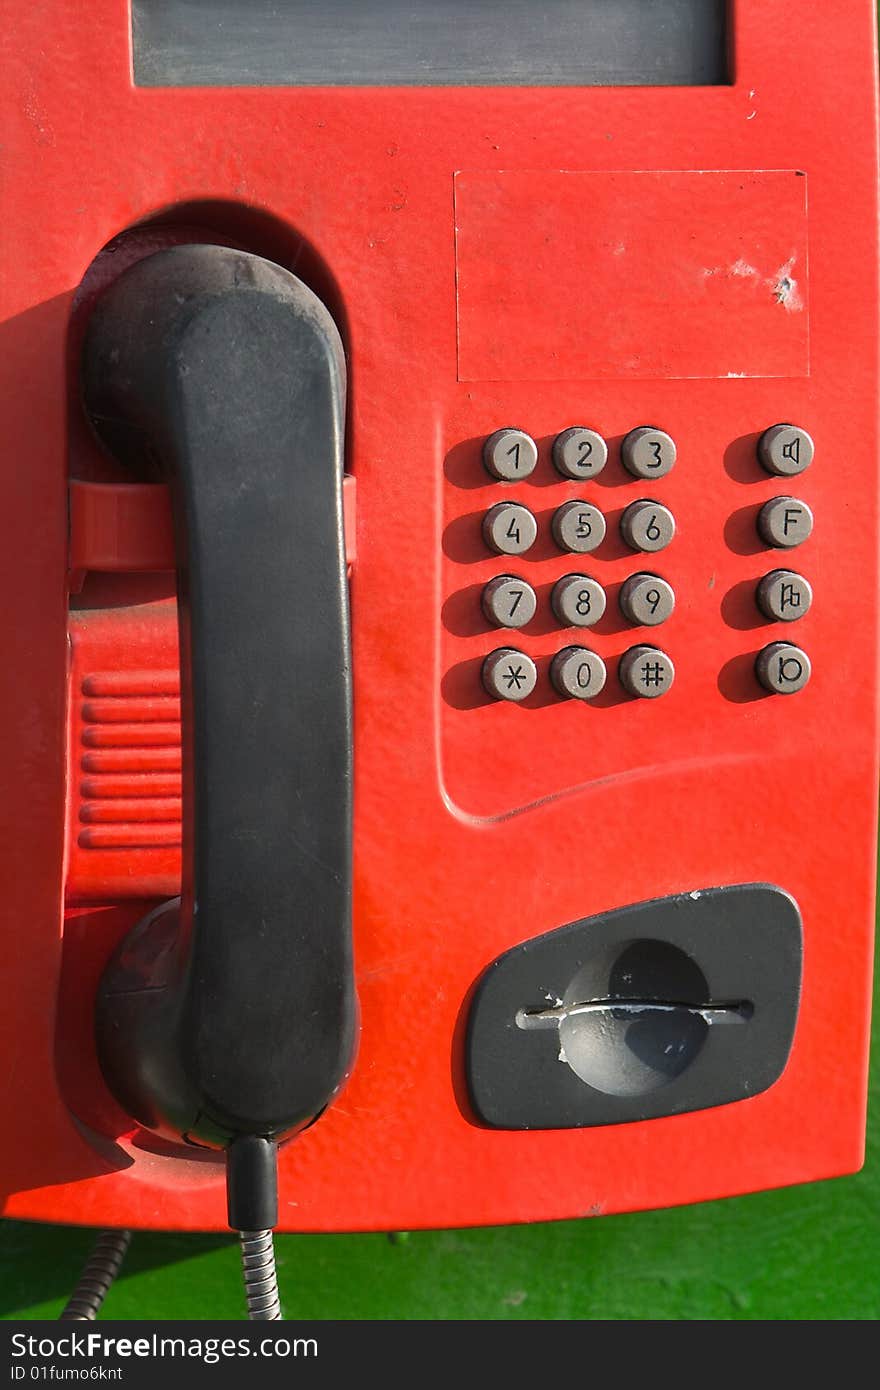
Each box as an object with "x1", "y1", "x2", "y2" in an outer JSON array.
[{"x1": 482, "y1": 501, "x2": 538, "y2": 556}]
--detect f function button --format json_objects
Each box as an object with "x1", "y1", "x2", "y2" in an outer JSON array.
[
  {"x1": 619, "y1": 645, "x2": 675, "y2": 699},
  {"x1": 551, "y1": 574, "x2": 606, "y2": 628},
  {"x1": 755, "y1": 642, "x2": 811, "y2": 695},
  {"x1": 552, "y1": 427, "x2": 608, "y2": 480},
  {"x1": 482, "y1": 575, "x2": 538, "y2": 629},
  {"x1": 621, "y1": 426, "x2": 676, "y2": 480},
  {"x1": 482, "y1": 648, "x2": 538, "y2": 702},
  {"x1": 758, "y1": 424, "x2": 814, "y2": 477},
  {"x1": 551, "y1": 500, "x2": 606, "y2": 554},
  {"x1": 756, "y1": 570, "x2": 813, "y2": 623},
  {"x1": 620, "y1": 499, "x2": 675, "y2": 553},
  {"x1": 483, "y1": 501, "x2": 538, "y2": 556},
  {"x1": 483, "y1": 428, "x2": 538, "y2": 481},
  {"x1": 619, "y1": 573, "x2": 675, "y2": 627},
  {"x1": 757, "y1": 496, "x2": 813, "y2": 549},
  {"x1": 550, "y1": 646, "x2": 607, "y2": 701}
]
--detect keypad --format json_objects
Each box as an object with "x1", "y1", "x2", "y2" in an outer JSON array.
[{"x1": 458, "y1": 422, "x2": 815, "y2": 703}]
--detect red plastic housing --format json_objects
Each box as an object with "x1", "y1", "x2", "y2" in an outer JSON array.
[{"x1": 0, "y1": 1, "x2": 877, "y2": 1231}]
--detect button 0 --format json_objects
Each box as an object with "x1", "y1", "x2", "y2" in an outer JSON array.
[
  {"x1": 619, "y1": 645, "x2": 675, "y2": 699},
  {"x1": 757, "y1": 496, "x2": 813, "y2": 549},
  {"x1": 550, "y1": 646, "x2": 607, "y2": 700},
  {"x1": 619, "y1": 573, "x2": 675, "y2": 627},
  {"x1": 482, "y1": 648, "x2": 538, "y2": 702},
  {"x1": 482, "y1": 501, "x2": 538, "y2": 556},
  {"x1": 552, "y1": 427, "x2": 608, "y2": 480},
  {"x1": 620, "y1": 499, "x2": 675, "y2": 553},
  {"x1": 483, "y1": 428, "x2": 538, "y2": 481},
  {"x1": 755, "y1": 642, "x2": 811, "y2": 695},
  {"x1": 551, "y1": 501, "x2": 606, "y2": 554},
  {"x1": 551, "y1": 574, "x2": 606, "y2": 628},
  {"x1": 758, "y1": 424, "x2": 814, "y2": 477},
  {"x1": 756, "y1": 570, "x2": 813, "y2": 622},
  {"x1": 621, "y1": 426, "x2": 676, "y2": 480},
  {"x1": 482, "y1": 575, "x2": 538, "y2": 629}
]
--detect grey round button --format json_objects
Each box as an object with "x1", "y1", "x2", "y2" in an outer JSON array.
[
  {"x1": 756, "y1": 569, "x2": 813, "y2": 623},
  {"x1": 483, "y1": 428, "x2": 538, "y2": 481},
  {"x1": 551, "y1": 574, "x2": 606, "y2": 628},
  {"x1": 550, "y1": 646, "x2": 607, "y2": 701},
  {"x1": 757, "y1": 496, "x2": 813, "y2": 549},
  {"x1": 482, "y1": 648, "x2": 538, "y2": 702},
  {"x1": 482, "y1": 574, "x2": 538, "y2": 629},
  {"x1": 621, "y1": 426, "x2": 676, "y2": 480},
  {"x1": 619, "y1": 573, "x2": 675, "y2": 627},
  {"x1": 619, "y1": 645, "x2": 675, "y2": 699},
  {"x1": 620, "y1": 499, "x2": 675, "y2": 553},
  {"x1": 552, "y1": 427, "x2": 608, "y2": 480},
  {"x1": 755, "y1": 642, "x2": 811, "y2": 695},
  {"x1": 551, "y1": 500, "x2": 606, "y2": 554},
  {"x1": 482, "y1": 501, "x2": 538, "y2": 556},
  {"x1": 758, "y1": 424, "x2": 814, "y2": 477}
]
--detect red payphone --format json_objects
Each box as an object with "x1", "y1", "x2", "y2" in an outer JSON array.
[{"x1": 1, "y1": 0, "x2": 878, "y2": 1317}]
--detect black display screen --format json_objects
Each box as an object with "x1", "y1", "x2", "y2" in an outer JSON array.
[{"x1": 133, "y1": 0, "x2": 729, "y2": 88}]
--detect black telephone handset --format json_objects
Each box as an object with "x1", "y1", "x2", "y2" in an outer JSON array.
[{"x1": 82, "y1": 246, "x2": 355, "y2": 1232}]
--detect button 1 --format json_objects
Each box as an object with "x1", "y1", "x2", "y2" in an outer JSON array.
[
  {"x1": 758, "y1": 424, "x2": 814, "y2": 477},
  {"x1": 619, "y1": 645, "x2": 675, "y2": 699},
  {"x1": 620, "y1": 499, "x2": 675, "y2": 553},
  {"x1": 550, "y1": 646, "x2": 607, "y2": 700},
  {"x1": 482, "y1": 501, "x2": 538, "y2": 556},
  {"x1": 551, "y1": 500, "x2": 606, "y2": 554},
  {"x1": 755, "y1": 642, "x2": 811, "y2": 695},
  {"x1": 756, "y1": 570, "x2": 813, "y2": 623},
  {"x1": 482, "y1": 648, "x2": 538, "y2": 702},
  {"x1": 551, "y1": 574, "x2": 606, "y2": 628},
  {"x1": 552, "y1": 427, "x2": 608, "y2": 480},
  {"x1": 757, "y1": 496, "x2": 813, "y2": 549},
  {"x1": 482, "y1": 575, "x2": 538, "y2": 629},
  {"x1": 621, "y1": 426, "x2": 676, "y2": 480},
  {"x1": 483, "y1": 428, "x2": 538, "y2": 481},
  {"x1": 619, "y1": 573, "x2": 675, "y2": 627}
]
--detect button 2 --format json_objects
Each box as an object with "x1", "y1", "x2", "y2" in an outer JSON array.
[
  {"x1": 619, "y1": 573, "x2": 675, "y2": 627},
  {"x1": 755, "y1": 642, "x2": 811, "y2": 695},
  {"x1": 483, "y1": 502, "x2": 538, "y2": 556},
  {"x1": 758, "y1": 424, "x2": 814, "y2": 477},
  {"x1": 551, "y1": 500, "x2": 606, "y2": 554},
  {"x1": 756, "y1": 570, "x2": 813, "y2": 622},
  {"x1": 551, "y1": 574, "x2": 606, "y2": 628},
  {"x1": 482, "y1": 648, "x2": 538, "y2": 702},
  {"x1": 552, "y1": 427, "x2": 608, "y2": 480},
  {"x1": 550, "y1": 646, "x2": 607, "y2": 700},
  {"x1": 482, "y1": 575, "x2": 537, "y2": 629},
  {"x1": 483, "y1": 428, "x2": 538, "y2": 481},
  {"x1": 619, "y1": 645, "x2": 675, "y2": 699},
  {"x1": 757, "y1": 496, "x2": 813, "y2": 549},
  {"x1": 621, "y1": 426, "x2": 676, "y2": 480}
]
